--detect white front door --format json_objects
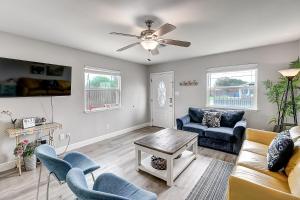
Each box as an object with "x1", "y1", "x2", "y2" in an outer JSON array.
[{"x1": 151, "y1": 72, "x2": 174, "y2": 128}]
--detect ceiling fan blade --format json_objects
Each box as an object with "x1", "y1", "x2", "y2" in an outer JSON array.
[
  {"x1": 150, "y1": 48, "x2": 159, "y2": 56},
  {"x1": 160, "y1": 39, "x2": 191, "y2": 47},
  {"x1": 153, "y1": 23, "x2": 176, "y2": 37},
  {"x1": 116, "y1": 42, "x2": 140, "y2": 52},
  {"x1": 110, "y1": 32, "x2": 140, "y2": 38}
]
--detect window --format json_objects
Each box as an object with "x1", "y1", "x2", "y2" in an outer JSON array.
[
  {"x1": 84, "y1": 66, "x2": 121, "y2": 112},
  {"x1": 207, "y1": 65, "x2": 257, "y2": 110}
]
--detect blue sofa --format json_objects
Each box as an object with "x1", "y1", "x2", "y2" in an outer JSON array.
[{"x1": 176, "y1": 108, "x2": 246, "y2": 154}]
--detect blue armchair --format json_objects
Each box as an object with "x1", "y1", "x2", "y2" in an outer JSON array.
[
  {"x1": 177, "y1": 108, "x2": 247, "y2": 154},
  {"x1": 66, "y1": 168, "x2": 157, "y2": 200},
  {"x1": 35, "y1": 144, "x2": 100, "y2": 200}
]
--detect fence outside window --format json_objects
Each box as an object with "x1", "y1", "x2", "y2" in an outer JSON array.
[
  {"x1": 84, "y1": 67, "x2": 121, "y2": 112},
  {"x1": 207, "y1": 66, "x2": 257, "y2": 110}
]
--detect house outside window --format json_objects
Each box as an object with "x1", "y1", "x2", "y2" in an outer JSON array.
[
  {"x1": 84, "y1": 66, "x2": 121, "y2": 112},
  {"x1": 206, "y1": 64, "x2": 257, "y2": 110}
]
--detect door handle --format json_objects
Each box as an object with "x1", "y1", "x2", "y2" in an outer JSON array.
[{"x1": 169, "y1": 98, "x2": 173, "y2": 104}]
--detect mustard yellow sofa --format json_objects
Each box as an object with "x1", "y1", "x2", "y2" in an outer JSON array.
[{"x1": 227, "y1": 127, "x2": 300, "y2": 200}]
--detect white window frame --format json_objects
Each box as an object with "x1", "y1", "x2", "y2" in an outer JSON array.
[
  {"x1": 206, "y1": 64, "x2": 258, "y2": 110},
  {"x1": 84, "y1": 66, "x2": 121, "y2": 113}
]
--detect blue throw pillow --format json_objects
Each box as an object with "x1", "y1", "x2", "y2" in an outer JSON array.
[
  {"x1": 189, "y1": 108, "x2": 205, "y2": 123},
  {"x1": 220, "y1": 111, "x2": 245, "y2": 128},
  {"x1": 267, "y1": 132, "x2": 294, "y2": 171}
]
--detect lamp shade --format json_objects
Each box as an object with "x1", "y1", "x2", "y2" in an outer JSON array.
[
  {"x1": 278, "y1": 68, "x2": 300, "y2": 77},
  {"x1": 140, "y1": 40, "x2": 159, "y2": 50}
]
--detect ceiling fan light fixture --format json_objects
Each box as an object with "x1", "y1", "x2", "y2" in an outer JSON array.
[{"x1": 140, "y1": 40, "x2": 159, "y2": 50}]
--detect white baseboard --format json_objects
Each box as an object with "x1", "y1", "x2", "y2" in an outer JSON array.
[
  {"x1": 56, "y1": 122, "x2": 150, "y2": 154},
  {"x1": 0, "y1": 122, "x2": 150, "y2": 173},
  {"x1": 0, "y1": 160, "x2": 17, "y2": 172}
]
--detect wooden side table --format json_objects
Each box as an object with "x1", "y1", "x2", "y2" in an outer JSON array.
[{"x1": 6, "y1": 122, "x2": 62, "y2": 175}]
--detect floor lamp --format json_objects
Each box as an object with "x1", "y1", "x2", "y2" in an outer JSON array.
[{"x1": 277, "y1": 68, "x2": 300, "y2": 132}]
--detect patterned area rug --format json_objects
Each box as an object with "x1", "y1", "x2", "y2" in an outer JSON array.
[{"x1": 186, "y1": 159, "x2": 234, "y2": 200}]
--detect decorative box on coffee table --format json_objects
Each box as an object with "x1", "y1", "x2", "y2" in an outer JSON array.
[{"x1": 134, "y1": 128, "x2": 198, "y2": 186}]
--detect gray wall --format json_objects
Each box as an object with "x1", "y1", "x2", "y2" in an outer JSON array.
[
  {"x1": 299, "y1": 40, "x2": 300, "y2": 56},
  {"x1": 148, "y1": 41, "x2": 300, "y2": 130},
  {"x1": 0, "y1": 32, "x2": 149, "y2": 165}
]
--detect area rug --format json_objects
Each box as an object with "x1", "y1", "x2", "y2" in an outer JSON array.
[{"x1": 186, "y1": 159, "x2": 234, "y2": 200}]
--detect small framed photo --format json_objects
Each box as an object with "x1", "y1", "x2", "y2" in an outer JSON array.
[
  {"x1": 22, "y1": 117, "x2": 36, "y2": 129},
  {"x1": 30, "y1": 65, "x2": 45, "y2": 75},
  {"x1": 46, "y1": 65, "x2": 64, "y2": 76}
]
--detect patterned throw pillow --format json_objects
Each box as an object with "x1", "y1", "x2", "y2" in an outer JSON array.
[
  {"x1": 267, "y1": 132, "x2": 294, "y2": 171},
  {"x1": 202, "y1": 111, "x2": 222, "y2": 127}
]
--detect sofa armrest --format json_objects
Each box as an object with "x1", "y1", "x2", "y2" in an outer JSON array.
[
  {"x1": 232, "y1": 120, "x2": 247, "y2": 154},
  {"x1": 176, "y1": 115, "x2": 190, "y2": 130},
  {"x1": 246, "y1": 128, "x2": 277, "y2": 145},
  {"x1": 228, "y1": 173, "x2": 299, "y2": 200},
  {"x1": 233, "y1": 120, "x2": 247, "y2": 138}
]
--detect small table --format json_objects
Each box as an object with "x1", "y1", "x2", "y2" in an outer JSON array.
[
  {"x1": 134, "y1": 128, "x2": 198, "y2": 186},
  {"x1": 6, "y1": 122, "x2": 62, "y2": 175}
]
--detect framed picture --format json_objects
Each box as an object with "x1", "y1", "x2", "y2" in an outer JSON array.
[
  {"x1": 22, "y1": 117, "x2": 36, "y2": 129},
  {"x1": 30, "y1": 65, "x2": 45, "y2": 75},
  {"x1": 46, "y1": 65, "x2": 64, "y2": 76}
]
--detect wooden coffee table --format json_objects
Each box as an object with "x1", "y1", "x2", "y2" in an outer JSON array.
[{"x1": 134, "y1": 128, "x2": 198, "y2": 186}]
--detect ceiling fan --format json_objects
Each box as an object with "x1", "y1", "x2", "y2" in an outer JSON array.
[{"x1": 110, "y1": 20, "x2": 191, "y2": 56}]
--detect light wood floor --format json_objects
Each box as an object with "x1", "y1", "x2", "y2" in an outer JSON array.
[{"x1": 0, "y1": 127, "x2": 236, "y2": 200}]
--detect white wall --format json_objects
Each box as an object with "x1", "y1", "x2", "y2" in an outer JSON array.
[
  {"x1": 0, "y1": 32, "x2": 149, "y2": 166},
  {"x1": 148, "y1": 41, "x2": 300, "y2": 130},
  {"x1": 299, "y1": 40, "x2": 300, "y2": 56}
]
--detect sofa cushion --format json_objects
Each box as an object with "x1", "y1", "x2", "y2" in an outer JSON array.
[
  {"x1": 182, "y1": 123, "x2": 207, "y2": 136},
  {"x1": 230, "y1": 165, "x2": 290, "y2": 194},
  {"x1": 19, "y1": 78, "x2": 41, "y2": 89},
  {"x1": 198, "y1": 137, "x2": 234, "y2": 153},
  {"x1": 220, "y1": 110, "x2": 245, "y2": 128},
  {"x1": 289, "y1": 126, "x2": 300, "y2": 142},
  {"x1": 204, "y1": 127, "x2": 234, "y2": 142},
  {"x1": 57, "y1": 80, "x2": 71, "y2": 90},
  {"x1": 285, "y1": 140, "x2": 300, "y2": 175},
  {"x1": 267, "y1": 134, "x2": 294, "y2": 171},
  {"x1": 202, "y1": 111, "x2": 222, "y2": 127},
  {"x1": 188, "y1": 108, "x2": 205, "y2": 123},
  {"x1": 242, "y1": 140, "x2": 268, "y2": 156},
  {"x1": 236, "y1": 151, "x2": 287, "y2": 181},
  {"x1": 288, "y1": 163, "x2": 300, "y2": 197}
]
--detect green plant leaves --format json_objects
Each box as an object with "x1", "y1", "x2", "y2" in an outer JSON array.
[
  {"x1": 264, "y1": 74, "x2": 300, "y2": 125},
  {"x1": 290, "y1": 57, "x2": 300, "y2": 68}
]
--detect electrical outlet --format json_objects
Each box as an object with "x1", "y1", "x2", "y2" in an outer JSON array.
[
  {"x1": 59, "y1": 133, "x2": 65, "y2": 141},
  {"x1": 106, "y1": 124, "x2": 110, "y2": 130}
]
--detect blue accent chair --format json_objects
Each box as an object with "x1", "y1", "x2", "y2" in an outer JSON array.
[
  {"x1": 66, "y1": 168, "x2": 157, "y2": 200},
  {"x1": 35, "y1": 144, "x2": 100, "y2": 200}
]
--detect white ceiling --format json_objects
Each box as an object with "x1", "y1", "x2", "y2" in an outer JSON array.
[{"x1": 0, "y1": 0, "x2": 299, "y2": 65}]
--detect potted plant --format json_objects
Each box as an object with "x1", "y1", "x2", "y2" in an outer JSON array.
[
  {"x1": 264, "y1": 57, "x2": 300, "y2": 132},
  {"x1": 14, "y1": 140, "x2": 37, "y2": 171}
]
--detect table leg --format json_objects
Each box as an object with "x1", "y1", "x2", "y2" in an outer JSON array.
[
  {"x1": 17, "y1": 157, "x2": 22, "y2": 176},
  {"x1": 16, "y1": 136, "x2": 19, "y2": 146},
  {"x1": 48, "y1": 129, "x2": 54, "y2": 146},
  {"x1": 135, "y1": 147, "x2": 141, "y2": 171},
  {"x1": 15, "y1": 137, "x2": 22, "y2": 176},
  {"x1": 166, "y1": 156, "x2": 174, "y2": 186},
  {"x1": 193, "y1": 139, "x2": 198, "y2": 160}
]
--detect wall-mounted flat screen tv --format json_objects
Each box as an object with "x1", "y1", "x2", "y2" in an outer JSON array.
[{"x1": 0, "y1": 57, "x2": 72, "y2": 97}]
